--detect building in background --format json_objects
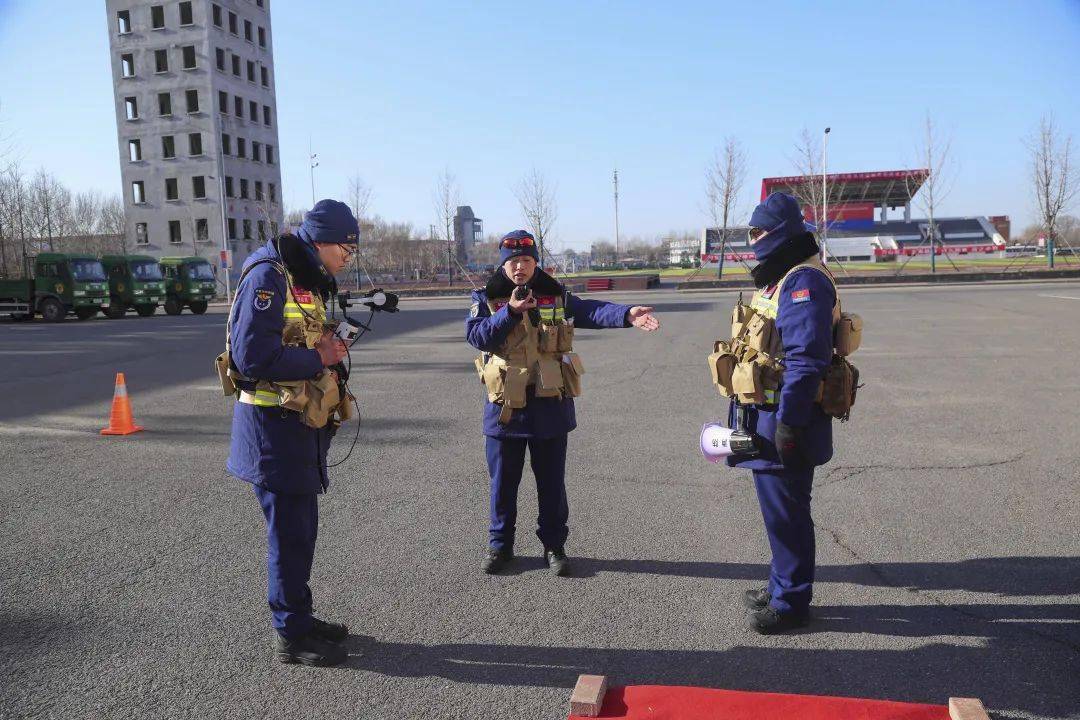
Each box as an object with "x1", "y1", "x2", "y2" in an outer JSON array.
[
  {"x1": 702, "y1": 170, "x2": 1008, "y2": 265},
  {"x1": 454, "y1": 206, "x2": 483, "y2": 247},
  {"x1": 106, "y1": 0, "x2": 283, "y2": 272}
]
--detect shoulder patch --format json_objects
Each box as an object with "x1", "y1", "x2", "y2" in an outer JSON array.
[
  {"x1": 253, "y1": 288, "x2": 274, "y2": 311},
  {"x1": 790, "y1": 288, "x2": 811, "y2": 303},
  {"x1": 469, "y1": 302, "x2": 480, "y2": 317}
]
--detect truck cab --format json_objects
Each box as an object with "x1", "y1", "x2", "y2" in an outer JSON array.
[
  {"x1": 0, "y1": 253, "x2": 109, "y2": 321},
  {"x1": 159, "y1": 256, "x2": 217, "y2": 315},
  {"x1": 101, "y1": 255, "x2": 167, "y2": 318}
]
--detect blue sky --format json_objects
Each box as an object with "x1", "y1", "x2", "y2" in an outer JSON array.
[{"x1": 1, "y1": 0, "x2": 1078, "y2": 249}]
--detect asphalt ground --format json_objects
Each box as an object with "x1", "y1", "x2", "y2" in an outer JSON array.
[{"x1": 1, "y1": 281, "x2": 1078, "y2": 720}]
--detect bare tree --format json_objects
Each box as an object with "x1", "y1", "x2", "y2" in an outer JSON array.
[
  {"x1": 900, "y1": 113, "x2": 957, "y2": 273},
  {"x1": 346, "y1": 173, "x2": 373, "y2": 224},
  {"x1": 433, "y1": 168, "x2": 459, "y2": 283},
  {"x1": 1028, "y1": 115, "x2": 1079, "y2": 267},
  {"x1": 704, "y1": 137, "x2": 748, "y2": 277},
  {"x1": 97, "y1": 195, "x2": 127, "y2": 254},
  {"x1": 513, "y1": 167, "x2": 558, "y2": 264}
]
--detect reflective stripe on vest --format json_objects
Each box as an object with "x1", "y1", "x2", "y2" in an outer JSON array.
[
  {"x1": 283, "y1": 296, "x2": 319, "y2": 320},
  {"x1": 538, "y1": 306, "x2": 566, "y2": 323},
  {"x1": 750, "y1": 288, "x2": 780, "y2": 319},
  {"x1": 237, "y1": 389, "x2": 280, "y2": 407}
]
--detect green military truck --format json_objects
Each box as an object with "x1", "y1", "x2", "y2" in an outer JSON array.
[
  {"x1": 100, "y1": 255, "x2": 167, "y2": 318},
  {"x1": 0, "y1": 253, "x2": 109, "y2": 322},
  {"x1": 159, "y1": 256, "x2": 217, "y2": 315}
]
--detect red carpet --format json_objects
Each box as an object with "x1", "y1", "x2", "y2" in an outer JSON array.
[{"x1": 569, "y1": 685, "x2": 951, "y2": 720}]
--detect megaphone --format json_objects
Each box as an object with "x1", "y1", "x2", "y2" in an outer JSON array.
[{"x1": 700, "y1": 421, "x2": 758, "y2": 463}]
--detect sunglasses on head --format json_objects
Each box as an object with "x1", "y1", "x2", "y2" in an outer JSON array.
[{"x1": 501, "y1": 236, "x2": 535, "y2": 249}]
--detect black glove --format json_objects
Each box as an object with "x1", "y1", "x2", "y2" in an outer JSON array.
[{"x1": 774, "y1": 421, "x2": 810, "y2": 468}]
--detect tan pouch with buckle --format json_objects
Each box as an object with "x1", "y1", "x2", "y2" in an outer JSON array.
[{"x1": 835, "y1": 313, "x2": 863, "y2": 357}]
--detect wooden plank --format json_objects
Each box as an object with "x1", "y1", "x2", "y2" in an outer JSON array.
[
  {"x1": 570, "y1": 674, "x2": 608, "y2": 717},
  {"x1": 949, "y1": 697, "x2": 990, "y2": 720}
]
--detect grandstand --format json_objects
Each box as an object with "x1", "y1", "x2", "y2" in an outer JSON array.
[{"x1": 700, "y1": 169, "x2": 1007, "y2": 264}]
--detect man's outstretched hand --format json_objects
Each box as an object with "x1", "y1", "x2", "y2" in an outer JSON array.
[{"x1": 628, "y1": 306, "x2": 660, "y2": 332}]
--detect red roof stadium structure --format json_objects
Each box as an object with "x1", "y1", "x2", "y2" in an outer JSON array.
[
  {"x1": 700, "y1": 168, "x2": 1006, "y2": 264},
  {"x1": 761, "y1": 169, "x2": 929, "y2": 224}
]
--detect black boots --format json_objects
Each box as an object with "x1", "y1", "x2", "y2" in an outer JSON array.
[
  {"x1": 275, "y1": 633, "x2": 346, "y2": 666},
  {"x1": 482, "y1": 548, "x2": 514, "y2": 574},
  {"x1": 275, "y1": 617, "x2": 349, "y2": 666},
  {"x1": 747, "y1": 605, "x2": 810, "y2": 635},
  {"x1": 743, "y1": 587, "x2": 770, "y2": 610},
  {"x1": 544, "y1": 548, "x2": 571, "y2": 577}
]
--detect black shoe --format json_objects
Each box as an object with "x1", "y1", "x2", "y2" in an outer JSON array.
[
  {"x1": 748, "y1": 606, "x2": 810, "y2": 635},
  {"x1": 275, "y1": 632, "x2": 347, "y2": 666},
  {"x1": 482, "y1": 548, "x2": 513, "y2": 575},
  {"x1": 310, "y1": 618, "x2": 349, "y2": 644},
  {"x1": 743, "y1": 587, "x2": 770, "y2": 611},
  {"x1": 544, "y1": 548, "x2": 571, "y2": 577}
]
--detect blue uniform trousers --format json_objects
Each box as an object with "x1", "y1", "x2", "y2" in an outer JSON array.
[
  {"x1": 486, "y1": 434, "x2": 569, "y2": 552},
  {"x1": 753, "y1": 466, "x2": 816, "y2": 614},
  {"x1": 254, "y1": 486, "x2": 318, "y2": 639}
]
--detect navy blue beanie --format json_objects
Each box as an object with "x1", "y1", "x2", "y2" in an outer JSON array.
[
  {"x1": 297, "y1": 199, "x2": 360, "y2": 246},
  {"x1": 748, "y1": 193, "x2": 814, "y2": 261},
  {"x1": 498, "y1": 230, "x2": 540, "y2": 265}
]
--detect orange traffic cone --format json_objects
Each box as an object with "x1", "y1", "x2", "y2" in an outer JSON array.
[{"x1": 100, "y1": 372, "x2": 144, "y2": 436}]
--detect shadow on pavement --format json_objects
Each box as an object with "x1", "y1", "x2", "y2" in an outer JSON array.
[
  {"x1": 338, "y1": 596, "x2": 1080, "y2": 718},
  {"x1": 568, "y1": 556, "x2": 1080, "y2": 597}
]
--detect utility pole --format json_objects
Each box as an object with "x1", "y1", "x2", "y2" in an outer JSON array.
[
  {"x1": 821, "y1": 127, "x2": 831, "y2": 262},
  {"x1": 613, "y1": 168, "x2": 620, "y2": 265},
  {"x1": 215, "y1": 153, "x2": 232, "y2": 304}
]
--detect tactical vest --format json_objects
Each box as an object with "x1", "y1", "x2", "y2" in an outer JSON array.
[
  {"x1": 473, "y1": 294, "x2": 585, "y2": 424},
  {"x1": 215, "y1": 259, "x2": 353, "y2": 429},
  {"x1": 707, "y1": 257, "x2": 863, "y2": 420}
]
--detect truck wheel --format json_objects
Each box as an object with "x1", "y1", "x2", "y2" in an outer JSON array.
[
  {"x1": 189, "y1": 301, "x2": 208, "y2": 315},
  {"x1": 164, "y1": 299, "x2": 182, "y2": 315},
  {"x1": 135, "y1": 304, "x2": 156, "y2": 317},
  {"x1": 75, "y1": 307, "x2": 98, "y2": 321},
  {"x1": 104, "y1": 302, "x2": 126, "y2": 319},
  {"x1": 40, "y1": 298, "x2": 65, "y2": 323}
]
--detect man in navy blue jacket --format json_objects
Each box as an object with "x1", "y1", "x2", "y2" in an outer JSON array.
[
  {"x1": 227, "y1": 200, "x2": 358, "y2": 666},
  {"x1": 466, "y1": 230, "x2": 660, "y2": 576},
  {"x1": 728, "y1": 193, "x2": 838, "y2": 634}
]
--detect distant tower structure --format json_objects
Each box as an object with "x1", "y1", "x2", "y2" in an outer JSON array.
[
  {"x1": 105, "y1": 0, "x2": 284, "y2": 270},
  {"x1": 453, "y1": 205, "x2": 483, "y2": 262}
]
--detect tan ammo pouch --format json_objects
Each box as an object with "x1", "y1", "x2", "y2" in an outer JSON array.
[
  {"x1": 503, "y1": 366, "x2": 530, "y2": 409},
  {"x1": 834, "y1": 312, "x2": 863, "y2": 357},
  {"x1": 557, "y1": 323, "x2": 575, "y2": 352},
  {"x1": 535, "y1": 356, "x2": 565, "y2": 398},
  {"x1": 335, "y1": 389, "x2": 355, "y2": 423},
  {"x1": 480, "y1": 360, "x2": 507, "y2": 403},
  {"x1": 301, "y1": 372, "x2": 341, "y2": 429},
  {"x1": 215, "y1": 350, "x2": 237, "y2": 396},
  {"x1": 537, "y1": 324, "x2": 559, "y2": 354},
  {"x1": 743, "y1": 313, "x2": 775, "y2": 354},
  {"x1": 707, "y1": 340, "x2": 738, "y2": 398},
  {"x1": 560, "y1": 352, "x2": 585, "y2": 398},
  {"x1": 274, "y1": 379, "x2": 310, "y2": 414},
  {"x1": 819, "y1": 355, "x2": 860, "y2": 421},
  {"x1": 731, "y1": 297, "x2": 754, "y2": 338},
  {"x1": 732, "y1": 361, "x2": 764, "y2": 404}
]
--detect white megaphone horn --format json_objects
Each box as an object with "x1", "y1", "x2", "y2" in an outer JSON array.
[{"x1": 700, "y1": 421, "x2": 758, "y2": 463}]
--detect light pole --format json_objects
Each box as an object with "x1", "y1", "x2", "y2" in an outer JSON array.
[
  {"x1": 213, "y1": 152, "x2": 231, "y2": 304},
  {"x1": 613, "y1": 168, "x2": 620, "y2": 266},
  {"x1": 309, "y1": 154, "x2": 319, "y2": 205},
  {"x1": 821, "y1": 127, "x2": 831, "y2": 262}
]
